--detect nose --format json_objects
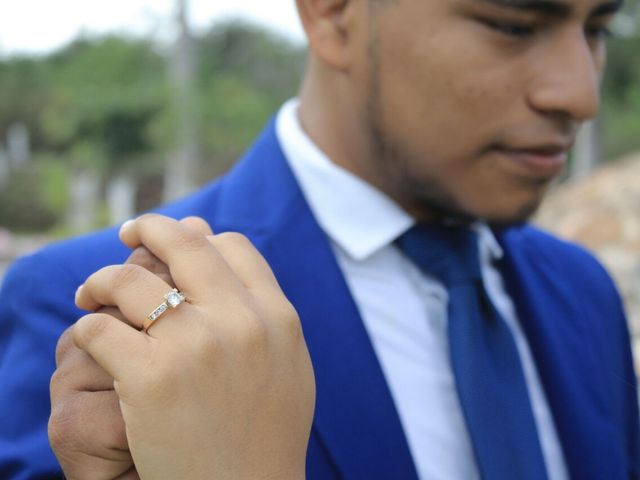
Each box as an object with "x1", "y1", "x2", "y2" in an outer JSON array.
[{"x1": 527, "y1": 29, "x2": 603, "y2": 122}]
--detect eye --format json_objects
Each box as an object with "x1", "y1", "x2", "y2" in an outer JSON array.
[
  {"x1": 585, "y1": 25, "x2": 613, "y2": 40},
  {"x1": 479, "y1": 18, "x2": 536, "y2": 38}
]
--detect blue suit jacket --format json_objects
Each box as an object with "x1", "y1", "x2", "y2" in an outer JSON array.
[{"x1": 1, "y1": 120, "x2": 639, "y2": 479}]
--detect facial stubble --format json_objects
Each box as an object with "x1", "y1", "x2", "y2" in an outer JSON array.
[{"x1": 362, "y1": 15, "x2": 545, "y2": 226}]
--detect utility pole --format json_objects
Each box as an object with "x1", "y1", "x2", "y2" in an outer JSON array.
[
  {"x1": 164, "y1": 0, "x2": 201, "y2": 202},
  {"x1": 571, "y1": 119, "x2": 600, "y2": 182}
]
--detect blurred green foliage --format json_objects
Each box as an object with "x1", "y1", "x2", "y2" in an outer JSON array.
[
  {"x1": 0, "y1": 21, "x2": 305, "y2": 175},
  {"x1": 0, "y1": 164, "x2": 62, "y2": 231},
  {"x1": 601, "y1": 0, "x2": 640, "y2": 159},
  {"x1": 0, "y1": 20, "x2": 306, "y2": 231}
]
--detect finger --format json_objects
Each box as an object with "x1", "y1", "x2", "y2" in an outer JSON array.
[
  {"x1": 56, "y1": 326, "x2": 79, "y2": 367},
  {"x1": 119, "y1": 214, "x2": 242, "y2": 299},
  {"x1": 180, "y1": 216, "x2": 214, "y2": 236},
  {"x1": 76, "y1": 264, "x2": 196, "y2": 337},
  {"x1": 74, "y1": 286, "x2": 144, "y2": 330},
  {"x1": 207, "y1": 232, "x2": 280, "y2": 294},
  {"x1": 125, "y1": 247, "x2": 174, "y2": 287},
  {"x1": 114, "y1": 468, "x2": 141, "y2": 480},
  {"x1": 53, "y1": 344, "x2": 115, "y2": 394},
  {"x1": 49, "y1": 390, "x2": 128, "y2": 456},
  {"x1": 121, "y1": 216, "x2": 212, "y2": 288},
  {"x1": 206, "y1": 233, "x2": 300, "y2": 346},
  {"x1": 72, "y1": 313, "x2": 151, "y2": 382},
  {"x1": 98, "y1": 305, "x2": 138, "y2": 328},
  {"x1": 75, "y1": 264, "x2": 194, "y2": 331},
  {"x1": 49, "y1": 389, "x2": 133, "y2": 480}
]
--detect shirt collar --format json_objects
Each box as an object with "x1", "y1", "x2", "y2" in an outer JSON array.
[
  {"x1": 475, "y1": 223, "x2": 504, "y2": 262},
  {"x1": 275, "y1": 98, "x2": 503, "y2": 263}
]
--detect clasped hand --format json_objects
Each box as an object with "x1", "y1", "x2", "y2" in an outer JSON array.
[{"x1": 49, "y1": 214, "x2": 315, "y2": 480}]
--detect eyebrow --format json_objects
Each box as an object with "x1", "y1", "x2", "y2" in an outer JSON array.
[{"x1": 474, "y1": 0, "x2": 624, "y2": 17}]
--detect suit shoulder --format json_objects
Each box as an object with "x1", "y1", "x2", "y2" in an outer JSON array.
[
  {"x1": 9, "y1": 226, "x2": 130, "y2": 290},
  {"x1": 3, "y1": 179, "x2": 229, "y2": 289},
  {"x1": 499, "y1": 224, "x2": 624, "y2": 319},
  {"x1": 503, "y1": 223, "x2": 615, "y2": 286}
]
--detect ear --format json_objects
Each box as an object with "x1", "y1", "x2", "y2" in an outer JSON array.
[{"x1": 296, "y1": 0, "x2": 357, "y2": 71}]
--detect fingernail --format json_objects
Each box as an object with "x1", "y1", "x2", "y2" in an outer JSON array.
[
  {"x1": 120, "y1": 219, "x2": 135, "y2": 235},
  {"x1": 75, "y1": 285, "x2": 84, "y2": 304}
]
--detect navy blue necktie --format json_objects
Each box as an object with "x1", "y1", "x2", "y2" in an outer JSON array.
[{"x1": 397, "y1": 224, "x2": 548, "y2": 480}]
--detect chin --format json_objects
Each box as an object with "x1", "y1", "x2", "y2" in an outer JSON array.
[
  {"x1": 413, "y1": 197, "x2": 542, "y2": 228},
  {"x1": 481, "y1": 199, "x2": 543, "y2": 227},
  {"x1": 399, "y1": 172, "x2": 548, "y2": 227}
]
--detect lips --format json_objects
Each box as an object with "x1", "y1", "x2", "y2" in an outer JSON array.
[{"x1": 493, "y1": 145, "x2": 570, "y2": 178}]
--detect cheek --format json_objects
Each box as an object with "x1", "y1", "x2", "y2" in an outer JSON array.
[{"x1": 376, "y1": 25, "x2": 524, "y2": 161}]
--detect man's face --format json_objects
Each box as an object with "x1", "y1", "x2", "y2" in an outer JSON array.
[{"x1": 352, "y1": 0, "x2": 620, "y2": 223}]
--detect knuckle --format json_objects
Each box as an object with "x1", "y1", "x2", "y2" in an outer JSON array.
[
  {"x1": 85, "y1": 315, "x2": 110, "y2": 340},
  {"x1": 215, "y1": 232, "x2": 253, "y2": 251},
  {"x1": 55, "y1": 327, "x2": 75, "y2": 366},
  {"x1": 110, "y1": 263, "x2": 145, "y2": 289},
  {"x1": 173, "y1": 230, "x2": 210, "y2": 252},
  {"x1": 73, "y1": 314, "x2": 109, "y2": 349},
  {"x1": 49, "y1": 367, "x2": 68, "y2": 399},
  {"x1": 48, "y1": 421, "x2": 66, "y2": 454},
  {"x1": 217, "y1": 231, "x2": 249, "y2": 244},
  {"x1": 278, "y1": 299, "x2": 304, "y2": 341},
  {"x1": 181, "y1": 216, "x2": 212, "y2": 232},
  {"x1": 126, "y1": 246, "x2": 157, "y2": 269},
  {"x1": 135, "y1": 359, "x2": 180, "y2": 399},
  {"x1": 49, "y1": 392, "x2": 126, "y2": 460},
  {"x1": 191, "y1": 324, "x2": 223, "y2": 362},
  {"x1": 48, "y1": 401, "x2": 78, "y2": 452},
  {"x1": 235, "y1": 306, "x2": 269, "y2": 352},
  {"x1": 132, "y1": 213, "x2": 164, "y2": 235},
  {"x1": 136, "y1": 213, "x2": 162, "y2": 226}
]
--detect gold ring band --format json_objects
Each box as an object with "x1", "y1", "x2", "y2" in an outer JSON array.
[{"x1": 143, "y1": 289, "x2": 186, "y2": 333}]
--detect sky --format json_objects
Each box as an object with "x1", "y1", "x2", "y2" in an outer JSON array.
[{"x1": 0, "y1": 0, "x2": 306, "y2": 56}]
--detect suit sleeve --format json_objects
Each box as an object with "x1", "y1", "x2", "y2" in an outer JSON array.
[
  {"x1": 612, "y1": 285, "x2": 640, "y2": 480},
  {"x1": 0, "y1": 251, "x2": 80, "y2": 479},
  {"x1": 588, "y1": 259, "x2": 640, "y2": 479}
]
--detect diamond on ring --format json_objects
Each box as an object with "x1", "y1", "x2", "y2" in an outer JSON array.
[
  {"x1": 165, "y1": 290, "x2": 185, "y2": 308},
  {"x1": 143, "y1": 289, "x2": 187, "y2": 333}
]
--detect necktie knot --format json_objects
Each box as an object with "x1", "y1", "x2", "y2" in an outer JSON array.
[{"x1": 396, "y1": 224, "x2": 482, "y2": 286}]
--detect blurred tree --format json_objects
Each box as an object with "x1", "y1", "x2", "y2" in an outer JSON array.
[
  {"x1": 40, "y1": 36, "x2": 169, "y2": 230},
  {"x1": 40, "y1": 35, "x2": 167, "y2": 175},
  {"x1": 0, "y1": 20, "x2": 307, "y2": 232},
  {"x1": 0, "y1": 21, "x2": 306, "y2": 182},
  {"x1": 0, "y1": 166, "x2": 61, "y2": 232},
  {"x1": 164, "y1": 20, "x2": 306, "y2": 178},
  {"x1": 199, "y1": 20, "x2": 306, "y2": 103},
  {"x1": 0, "y1": 58, "x2": 47, "y2": 150},
  {"x1": 601, "y1": 0, "x2": 640, "y2": 160}
]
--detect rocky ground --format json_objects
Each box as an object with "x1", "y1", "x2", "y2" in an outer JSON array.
[{"x1": 536, "y1": 152, "x2": 640, "y2": 370}]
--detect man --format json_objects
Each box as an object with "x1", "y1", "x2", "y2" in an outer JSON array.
[{"x1": 1, "y1": 0, "x2": 638, "y2": 478}]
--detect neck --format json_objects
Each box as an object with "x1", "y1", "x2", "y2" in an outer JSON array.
[
  {"x1": 297, "y1": 59, "x2": 378, "y2": 185},
  {"x1": 296, "y1": 58, "x2": 440, "y2": 224}
]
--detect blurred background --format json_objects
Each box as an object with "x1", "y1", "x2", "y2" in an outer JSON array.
[{"x1": 0, "y1": 1, "x2": 638, "y2": 365}]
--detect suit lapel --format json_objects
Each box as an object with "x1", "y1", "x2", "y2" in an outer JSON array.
[
  {"x1": 212, "y1": 121, "x2": 419, "y2": 480},
  {"x1": 496, "y1": 228, "x2": 625, "y2": 479}
]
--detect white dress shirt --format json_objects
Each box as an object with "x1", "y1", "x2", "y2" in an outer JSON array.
[{"x1": 275, "y1": 99, "x2": 568, "y2": 480}]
